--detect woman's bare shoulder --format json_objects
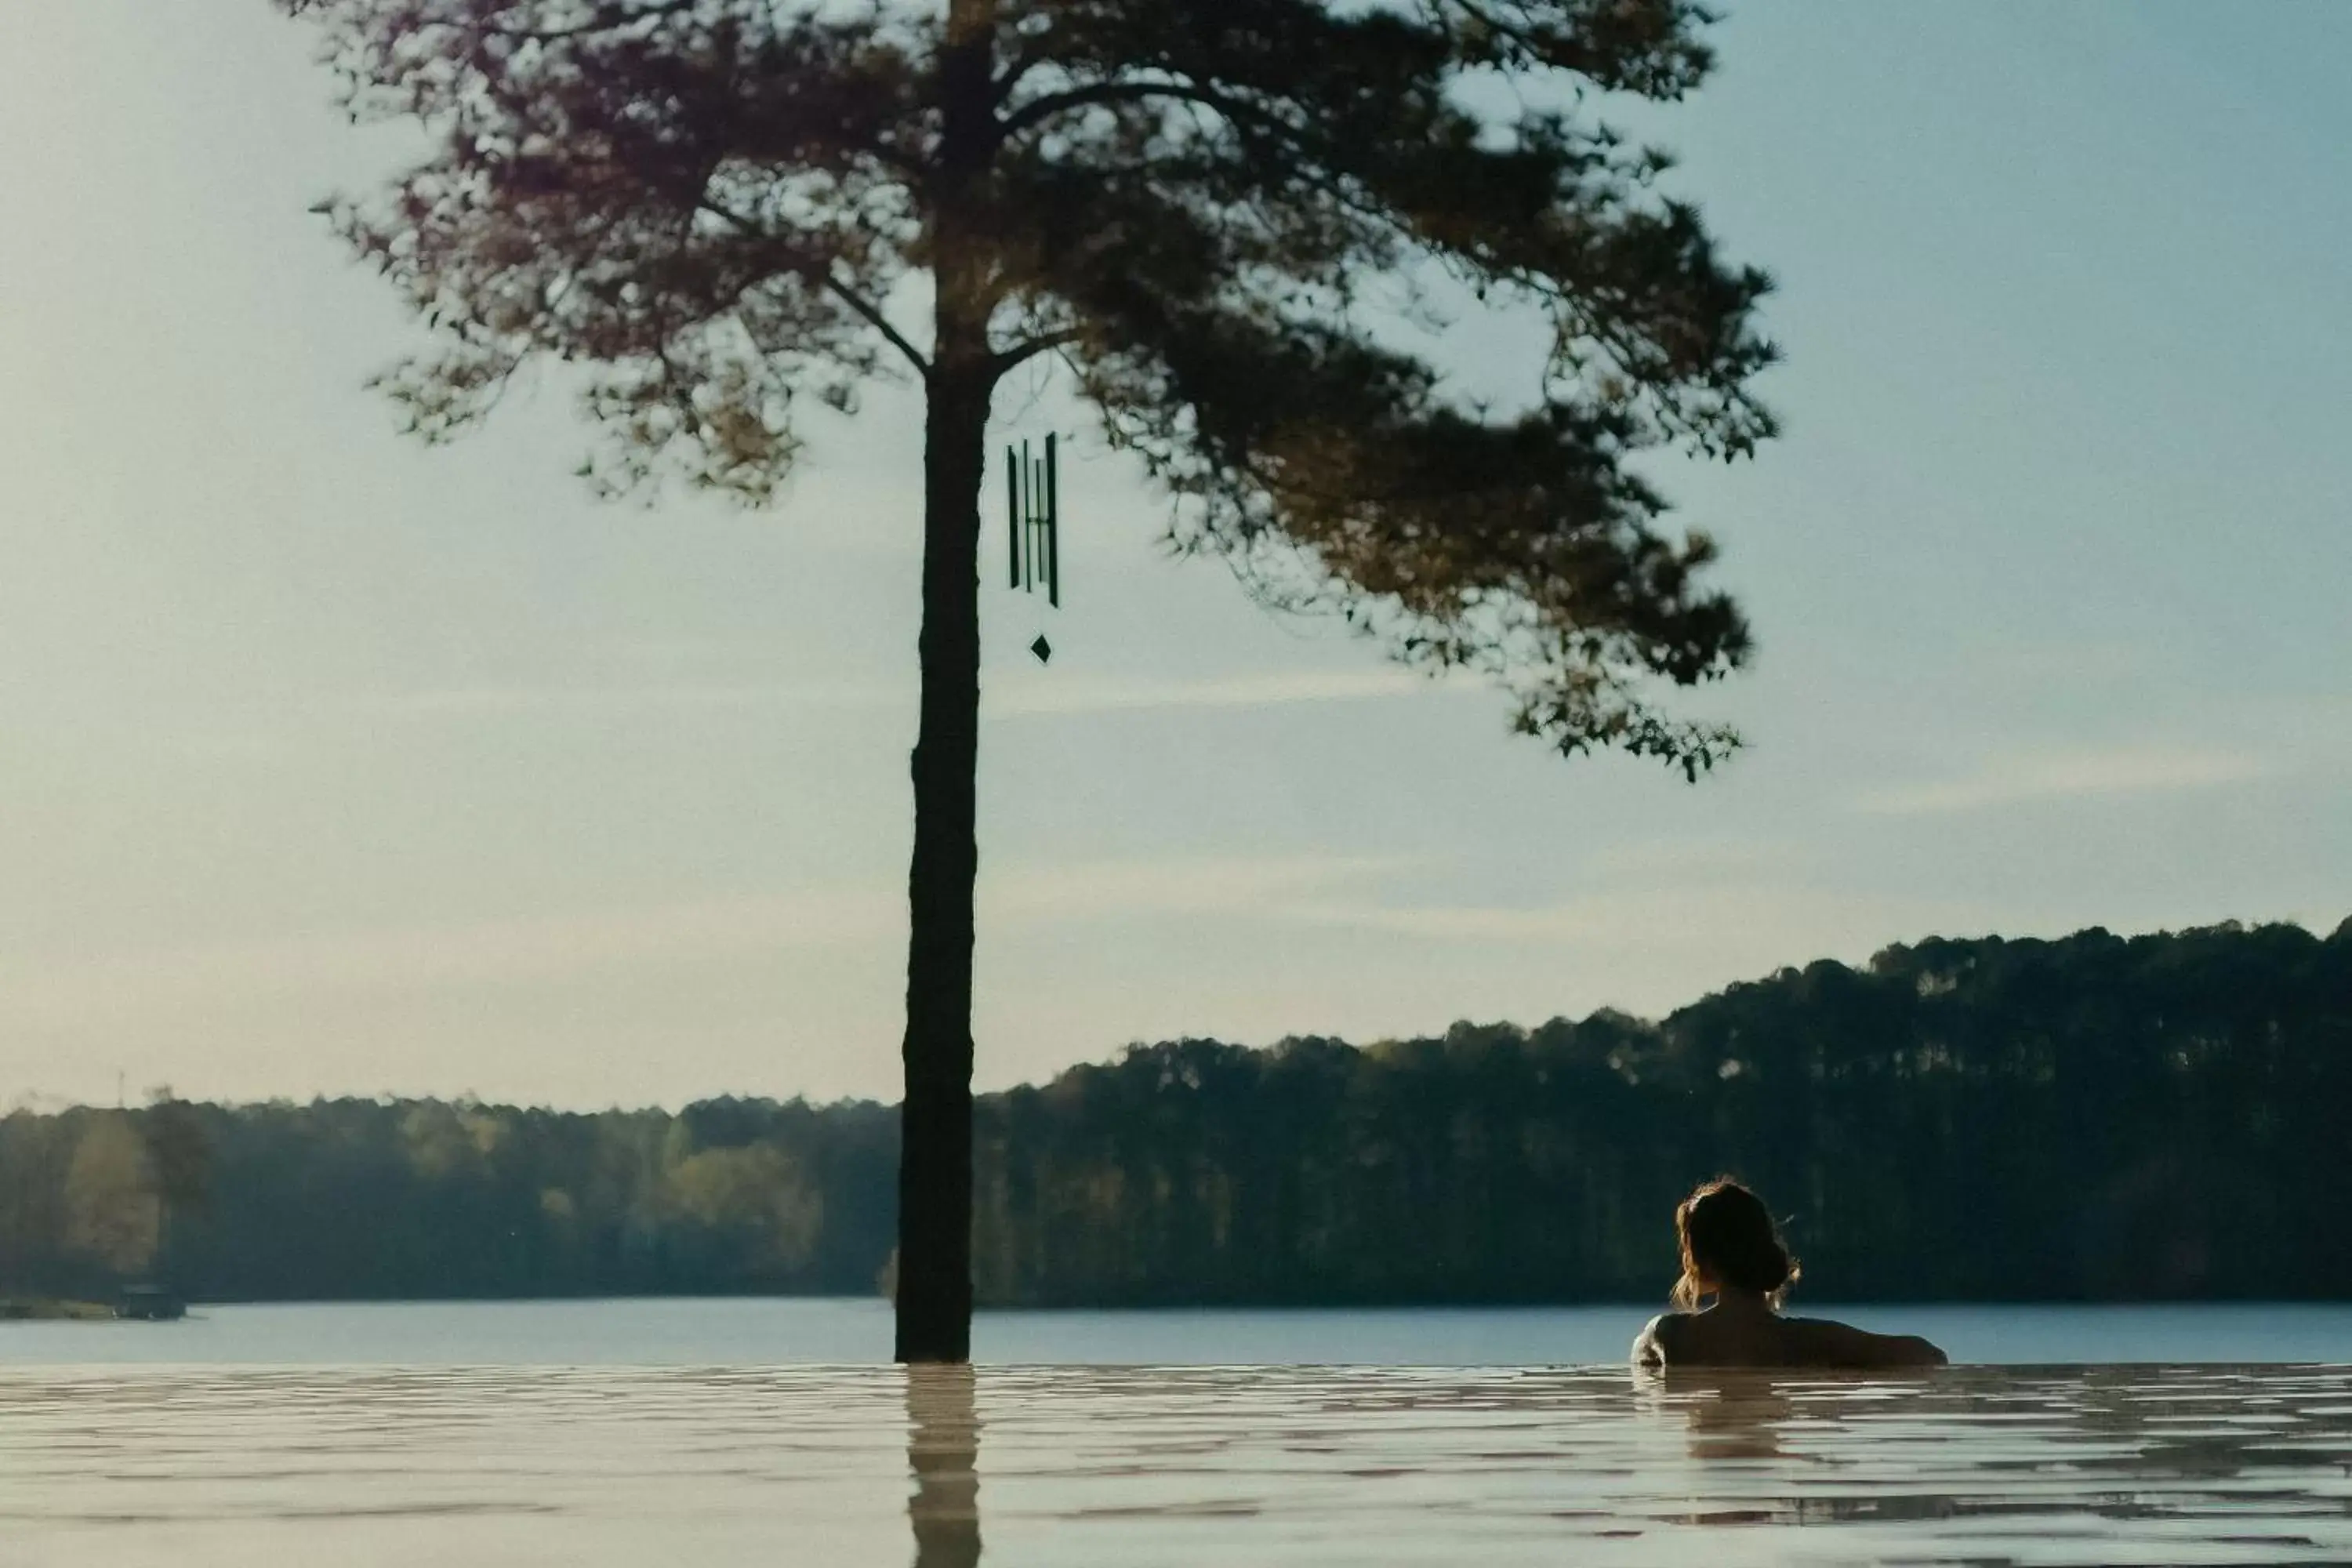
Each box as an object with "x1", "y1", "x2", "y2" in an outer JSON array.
[
  {"x1": 1632, "y1": 1312, "x2": 1685, "y2": 1367},
  {"x1": 1780, "y1": 1315, "x2": 1948, "y2": 1368}
]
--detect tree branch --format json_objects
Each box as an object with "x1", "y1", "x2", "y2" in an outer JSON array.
[
  {"x1": 991, "y1": 326, "x2": 1083, "y2": 376},
  {"x1": 470, "y1": 0, "x2": 696, "y2": 43},
  {"x1": 1439, "y1": 0, "x2": 1540, "y2": 53},
  {"x1": 999, "y1": 78, "x2": 1294, "y2": 143},
  {"x1": 990, "y1": 34, "x2": 1057, "y2": 105},
  {"x1": 826, "y1": 272, "x2": 932, "y2": 377},
  {"x1": 695, "y1": 196, "x2": 931, "y2": 377}
]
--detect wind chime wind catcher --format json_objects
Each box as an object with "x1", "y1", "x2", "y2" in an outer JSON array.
[{"x1": 1006, "y1": 434, "x2": 1060, "y2": 663}]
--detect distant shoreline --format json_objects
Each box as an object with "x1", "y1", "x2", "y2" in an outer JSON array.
[
  {"x1": 14, "y1": 1292, "x2": 2352, "y2": 1311},
  {"x1": 0, "y1": 1298, "x2": 115, "y2": 1322}
]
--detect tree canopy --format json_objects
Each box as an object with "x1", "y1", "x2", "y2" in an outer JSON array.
[{"x1": 278, "y1": 0, "x2": 1776, "y2": 766}]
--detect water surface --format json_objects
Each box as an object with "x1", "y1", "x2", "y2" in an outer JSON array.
[
  {"x1": 5, "y1": 1363, "x2": 2349, "y2": 1566},
  {"x1": 7, "y1": 1298, "x2": 2352, "y2": 1365},
  {"x1": 12, "y1": 1304, "x2": 2350, "y2": 1565}
]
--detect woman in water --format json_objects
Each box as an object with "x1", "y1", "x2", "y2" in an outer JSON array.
[{"x1": 1633, "y1": 1178, "x2": 1947, "y2": 1369}]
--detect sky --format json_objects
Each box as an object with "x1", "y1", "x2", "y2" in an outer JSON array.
[{"x1": 1, "y1": 2, "x2": 2346, "y2": 1110}]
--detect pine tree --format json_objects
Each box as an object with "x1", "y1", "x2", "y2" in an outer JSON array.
[{"x1": 276, "y1": 0, "x2": 1777, "y2": 1359}]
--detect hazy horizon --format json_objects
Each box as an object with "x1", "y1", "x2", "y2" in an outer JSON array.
[
  {"x1": 10, "y1": 913, "x2": 2345, "y2": 1115},
  {"x1": 5, "y1": 1, "x2": 2348, "y2": 1109}
]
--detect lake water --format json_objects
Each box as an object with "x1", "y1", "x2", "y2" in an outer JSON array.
[
  {"x1": 6, "y1": 1302, "x2": 2351, "y2": 1566},
  {"x1": 7, "y1": 1298, "x2": 2352, "y2": 1366}
]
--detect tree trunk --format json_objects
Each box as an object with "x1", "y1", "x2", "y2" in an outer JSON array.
[
  {"x1": 896, "y1": 369, "x2": 989, "y2": 1363},
  {"x1": 895, "y1": 0, "x2": 997, "y2": 1367}
]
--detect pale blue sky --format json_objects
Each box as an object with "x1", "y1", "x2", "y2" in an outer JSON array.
[{"x1": 2, "y1": 2, "x2": 2345, "y2": 1108}]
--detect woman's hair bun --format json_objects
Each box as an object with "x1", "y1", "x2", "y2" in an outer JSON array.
[{"x1": 1674, "y1": 1178, "x2": 1799, "y2": 1306}]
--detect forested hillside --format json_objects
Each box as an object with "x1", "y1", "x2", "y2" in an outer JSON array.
[{"x1": 5, "y1": 921, "x2": 2347, "y2": 1305}]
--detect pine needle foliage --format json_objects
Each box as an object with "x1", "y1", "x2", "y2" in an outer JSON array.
[{"x1": 278, "y1": 0, "x2": 1776, "y2": 767}]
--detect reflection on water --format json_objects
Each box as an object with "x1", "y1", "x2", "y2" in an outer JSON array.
[
  {"x1": 2, "y1": 1364, "x2": 2348, "y2": 1566},
  {"x1": 1668, "y1": 1372, "x2": 1797, "y2": 1462},
  {"x1": 907, "y1": 1366, "x2": 982, "y2": 1568}
]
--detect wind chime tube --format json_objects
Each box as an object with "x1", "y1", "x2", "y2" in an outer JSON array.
[
  {"x1": 1006, "y1": 445, "x2": 1021, "y2": 590},
  {"x1": 1028, "y1": 447, "x2": 1045, "y2": 597},
  {"x1": 1045, "y1": 433, "x2": 1060, "y2": 608},
  {"x1": 1018, "y1": 440, "x2": 1034, "y2": 592}
]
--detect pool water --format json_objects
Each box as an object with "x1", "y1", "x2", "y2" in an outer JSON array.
[{"x1": 5, "y1": 1363, "x2": 2349, "y2": 1566}]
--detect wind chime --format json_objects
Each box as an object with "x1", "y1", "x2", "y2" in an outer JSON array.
[{"x1": 1006, "y1": 434, "x2": 1060, "y2": 662}]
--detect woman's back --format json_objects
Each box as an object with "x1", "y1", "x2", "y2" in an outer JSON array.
[
  {"x1": 1635, "y1": 1302, "x2": 1946, "y2": 1370},
  {"x1": 1634, "y1": 1178, "x2": 1948, "y2": 1370}
]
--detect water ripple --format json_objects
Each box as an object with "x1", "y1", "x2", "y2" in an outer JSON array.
[{"x1": 2, "y1": 1364, "x2": 2348, "y2": 1565}]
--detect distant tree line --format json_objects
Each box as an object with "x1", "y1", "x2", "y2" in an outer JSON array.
[
  {"x1": 0, "y1": 1094, "x2": 898, "y2": 1305},
  {"x1": 4, "y1": 921, "x2": 2347, "y2": 1306}
]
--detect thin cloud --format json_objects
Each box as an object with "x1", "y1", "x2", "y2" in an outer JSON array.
[
  {"x1": 985, "y1": 852, "x2": 1406, "y2": 923},
  {"x1": 1853, "y1": 745, "x2": 2270, "y2": 816},
  {"x1": 354, "y1": 665, "x2": 1446, "y2": 723},
  {"x1": 0, "y1": 891, "x2": 902, "y2": 1029},
  {"x1": 0, "y1": 854, "x2": 1400, "y2": 1029},
  {"x1": 1276, "y1": 885, "x2": 2004, "y2": 951},
  {"x1": 987, "y1": 666, "x2": 1443, "y2": 718},
  {"x1": 360, "y1": 681, "x2": 899, "y2": 718}
]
